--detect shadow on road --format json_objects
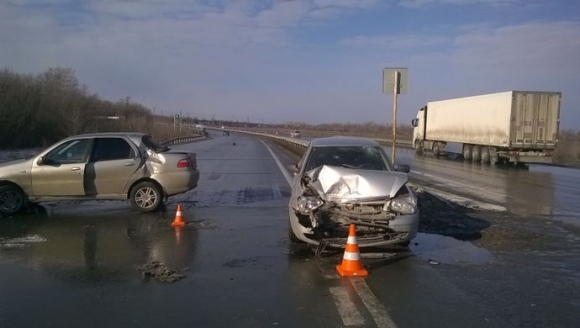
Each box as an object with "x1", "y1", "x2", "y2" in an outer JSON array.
[{"x1": 415, "y1": 189, "x2": 491, "y2": 241}]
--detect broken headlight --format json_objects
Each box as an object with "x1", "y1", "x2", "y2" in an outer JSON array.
[
  {"x1": 296, "y1": 196, "x2": 323, "y2": 214},
  {"x1": 387, "y1": 195, "x2": 418, "y2": 215}
]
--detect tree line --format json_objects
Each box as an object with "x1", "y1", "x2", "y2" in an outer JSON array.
[
  {"x1": 2, "y1": 67, "x2": 578, "y2": 166},
  {"x1": 0, "y1": 67, "x2": 188, "y2": 150}
]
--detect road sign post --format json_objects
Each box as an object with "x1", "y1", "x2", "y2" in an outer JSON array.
[
  {"x1": 383, "y1": 68, "x2": 408, "y2": 164},
  {"x1": 174, "y1": 114, "x2": 180, "y2": 132}
]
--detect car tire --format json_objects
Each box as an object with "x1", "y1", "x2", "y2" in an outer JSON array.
[
  {"x1": 130, "y1": 181, "x2": 163, "y2": 212},
  {"x1": 0, "y1": 185, "x2": 28, "y2": 217}
]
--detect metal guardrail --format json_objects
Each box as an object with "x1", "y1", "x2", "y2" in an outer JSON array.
[
  {"x1": 161, "y1": 135, "x2": 208, "y2": 146},
  {"x1": 206, "y1": 126, "x2": 413, "y2": 149}
]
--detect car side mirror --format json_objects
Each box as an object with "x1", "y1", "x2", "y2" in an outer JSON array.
[
  {"x1": 37, "y1": 156, "x2": 55, "y2": 166},
  {"x1": 411, "y1": 118, "x2": 419, "y2": 127},
  {"x1": 394, "y1": 164, "x2": 410, "y2": 173},
  {"x1": 287, "y1": 163, "x2": 299, "y2": 174}
]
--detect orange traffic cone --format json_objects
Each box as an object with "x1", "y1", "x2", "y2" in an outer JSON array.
[
  {"x1": 171, "y1": 204, "x2": 186, "y2": 227},
  {"x1": 336, "y1": 224, "x2": 368, "y2": 277}
]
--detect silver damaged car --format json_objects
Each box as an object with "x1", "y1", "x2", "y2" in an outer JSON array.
[
  {"x1": 288, "y1": 136, "x2": 419, "y2": 248},
  {"x1": 0, "y1": 132, "x2": 200, "y2": 216}
]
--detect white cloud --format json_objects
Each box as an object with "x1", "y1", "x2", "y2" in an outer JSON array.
[
  {"x1": 399, "y1": 0, "x2": 525, "y2": 8},
  {"x1": 313, "y1": 0, "x2": 380, "y2": 9},
  {"x1": 452, "y1": 21, "x2": 580, "y2": 73},
  {"x1": 339, "y1": 34, "x2": 448, "y2": 48}
]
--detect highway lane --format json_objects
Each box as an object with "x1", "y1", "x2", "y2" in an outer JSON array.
[
  {"x1": 391, "y1": 148, "x2": 580, "y2": 226},
  {"x1": 1, "y1": 131, "x2": 579, "y2": 327}
]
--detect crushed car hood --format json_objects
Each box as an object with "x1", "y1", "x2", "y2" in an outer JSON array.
[{"x1": 304, "y1": 165, "x2": 408, "y2": 202}]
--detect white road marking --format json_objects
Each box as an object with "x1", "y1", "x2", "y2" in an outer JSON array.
[
  {"x1": 329, "y1": 287, "x2": 366, "y2": 326},
  {"x1": 260, "y1": 140, "x2": 293, "y2": 186},
  {"x1": 351, "y1": 278, "x2": 398, "y2": 328},
  {"x1": 410, "y1": 169, "x2": 506, "y2": 205}
]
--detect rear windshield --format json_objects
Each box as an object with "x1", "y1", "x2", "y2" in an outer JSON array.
[{"x1": 142, "y1": 135, "x2": 169, "y2": 153}]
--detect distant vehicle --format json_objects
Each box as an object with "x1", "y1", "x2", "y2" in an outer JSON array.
[
  {"x1": 287, "y1": 136, "x2": 418, "y2": 248},
  {"x1": 223, "y1": 130, "x2": 230, "y2": 136},
  {"x1": 412, "y1": 91, "x2": 561, "y2": 165},
  {"x1": 0, "y1": 132, "x2": 200, "y2": 216},
  {"x1": 290, "y1": 130, "x2": 301, "y2": 138}
]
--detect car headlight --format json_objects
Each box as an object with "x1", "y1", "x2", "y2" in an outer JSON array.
[
  {"x1": 297, "y1": 196, "x2": 323, "y2": 214},
  {"x1": 387, "y1": 195, "x2": 418, "y2": 215}
]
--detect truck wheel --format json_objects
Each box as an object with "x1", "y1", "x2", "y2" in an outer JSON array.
[
  {"x1": 472, "y1": 146, "x2": 482, "y2": 162},
  {"x1": 481, "y1": 147, "x2": 490, "y2": 164},
  {"x1": 414, "y1": 141, "x2": 424, "y2": 155},
  {"x1": 130, "y1": 181, "x2": 163, "y2": 212},
  {"x1": 432, "y1": 142, "x2": 440, "y2": 157},
  {"x1": 0, "y1": 185, "x2": 28, "y2": 217},
  {"x1": 462, "y1": 145, "x2": 473, "y2": 161}
]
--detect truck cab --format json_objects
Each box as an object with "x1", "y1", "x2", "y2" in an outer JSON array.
[{"x1": 411, "y1": 107, "x2": 426, "y2": 155}]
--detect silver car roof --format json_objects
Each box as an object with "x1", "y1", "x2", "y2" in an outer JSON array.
[{"x1": 310, "y1": 136, "x2": 381, "y2": 148}]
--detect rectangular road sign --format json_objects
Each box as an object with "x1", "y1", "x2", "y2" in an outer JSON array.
[{"x1": 383, "y1": 68, "x2": 408, "y2": 94}]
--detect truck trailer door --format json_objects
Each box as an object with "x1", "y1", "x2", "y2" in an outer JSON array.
[{"x1": 512, "y1": 92, "x2": 560, "y2": 149}]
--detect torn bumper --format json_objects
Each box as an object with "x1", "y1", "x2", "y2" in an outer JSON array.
[{"x1": 289, "y1": 165, "x2": 419, "y2": 248}]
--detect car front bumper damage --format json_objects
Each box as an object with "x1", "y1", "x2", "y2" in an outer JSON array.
[{"x1": 291, "y1": 165, "x2": 419, "y2": 247}]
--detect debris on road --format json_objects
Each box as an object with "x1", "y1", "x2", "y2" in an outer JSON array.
[{"x1": 138, "y1": 260, "x2": 185, "y2": 283}]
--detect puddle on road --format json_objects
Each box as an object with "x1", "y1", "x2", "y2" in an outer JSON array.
[{"x1": 410, "y1": 233, "x2": 493, "y2": 265}]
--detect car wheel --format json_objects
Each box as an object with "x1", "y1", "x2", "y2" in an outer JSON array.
[
  {"x1": 0, "y1": 185, "x2": 27, "y2": 217},
  {"x1": 130, "y1": 181, "x2": 163, "y2": 212}
]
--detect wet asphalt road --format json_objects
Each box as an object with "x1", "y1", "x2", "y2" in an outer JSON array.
[{"x1": 1, "y1": 131, "x2": 580, "y2": 327}]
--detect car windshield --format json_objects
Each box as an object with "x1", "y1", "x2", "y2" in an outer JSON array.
[
  {"x1": 142, "y1": 135, "x2": 169, "y2": 153},
  {"x1": 304, "y1": 146, "x2": 390, "y2": 172}
]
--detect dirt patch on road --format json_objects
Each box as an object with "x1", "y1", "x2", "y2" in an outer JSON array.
[{"x1": 138, "y1": 260, "x2": 186, "y2": 283}]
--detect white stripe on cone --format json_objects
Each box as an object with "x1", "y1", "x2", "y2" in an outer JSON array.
[
  {"x1": 342, "y1": 251, "x2": 362, "y2": 261},
  {"x1": 347, "y1": 236, "x2": 357, "y2": 244}
]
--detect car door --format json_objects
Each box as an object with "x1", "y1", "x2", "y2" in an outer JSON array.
[
  {"x1": 84, "y1": 137, "x2": 143, "y2": 196},
  {"x1": 31, "y1": 138, "x2": 93, "y2": 196}
]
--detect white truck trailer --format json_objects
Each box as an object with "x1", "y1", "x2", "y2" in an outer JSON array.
[{"x1": 411, "y1": 91, "x2": 561, "y2": 165}]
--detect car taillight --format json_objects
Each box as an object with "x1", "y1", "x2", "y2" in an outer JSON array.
[{"x1": 177, "y1": 159, "x2": 191, "y2": 168}]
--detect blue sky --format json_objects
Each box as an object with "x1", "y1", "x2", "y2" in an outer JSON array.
[{"x1": 1, "y1": 0, "x2": 579, "y2": 128}]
